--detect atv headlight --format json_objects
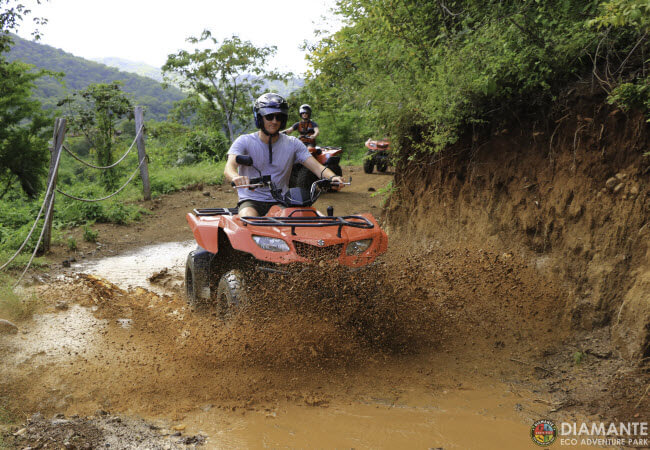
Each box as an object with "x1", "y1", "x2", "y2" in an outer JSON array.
[
  {"x1": 346, "y1": 239, "x2": 372, "y2": 255},
  {"x1": 252, "y1": 235, "x2": 290, "y2": 252}
]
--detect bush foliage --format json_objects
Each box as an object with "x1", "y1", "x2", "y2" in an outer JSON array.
[{"x1": 299, "y1": 0, "x2": 650, "y2": 154}]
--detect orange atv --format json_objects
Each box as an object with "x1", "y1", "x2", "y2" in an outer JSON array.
[
  {"x1": 363, "y1": 138, "x2": 390, "y2": 174},
  {"x1": 290, "y1": 144, "x2": 343, "y2": 191},
  {"x1": 185, "y1": 155, "x2": 388, "y2": 319}
]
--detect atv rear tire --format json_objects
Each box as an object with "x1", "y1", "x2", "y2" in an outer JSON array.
[
  {"x1": 295, "y1": 166, "x2": 319, "y2": 191},
  {"x1": 363, "y1": 152, "x2": 374, "y2": 174},
  {"x1": 289, "y1": 163, "x2": 301, "y2": 188},
  {"x1": 215, "y1": 270, "x2": 248, "y2": 320},
  {"x1": 376, "y1": 158, "x2": 388, "y2": 172},
  {"x1": 330, "y1": 163, "x2": 343, "y2": 177},
  {"x1": 185, "y1": 248, "x2": 212, "y2": 308}
]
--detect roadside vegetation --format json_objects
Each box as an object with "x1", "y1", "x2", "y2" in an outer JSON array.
[{"x1": 296, "y1": 0, "x2": 650, "y2": 158}]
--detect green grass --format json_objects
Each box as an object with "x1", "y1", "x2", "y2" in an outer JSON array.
[
  {"x1": 0, "y1": 403, "x2": 13, "y2": 425},
  {"x1": 0, "y1": 250, "x2": 47, "y2": 271},
  {"x1": 0, "y1": 398, "x2": 16, "y2": 450},
  {"x1": 148, "y1": 160, "x2": 225, "y2": 195},
  {"x1": 0, "y1": 274, "x2": 41, "y2": 321}
]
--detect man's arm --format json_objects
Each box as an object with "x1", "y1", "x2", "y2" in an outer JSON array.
[
  {"x1": 311, "y1": 126, "x2": 320, "y2": 139},
  {"x1": 224, "y1": 154, "x2": 249, "y2": 186},
  {"x1": 301, "y1": 156, "x2": 345, "y2": 190},
  {"x1": 281, "y1": 123, "x2": 297, "y2": 134}
]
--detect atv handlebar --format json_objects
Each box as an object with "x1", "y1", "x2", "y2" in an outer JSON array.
[
  {"x1": 232, "y1": 182, "x2": 264, "y2": 189},
  {"x1": 231, "y1": 154, "x2": 350, "y2": 207}
]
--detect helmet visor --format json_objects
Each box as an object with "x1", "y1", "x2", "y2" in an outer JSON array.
[{"x1": 258, "y1": 106, "x2": 288, "y2": 117}]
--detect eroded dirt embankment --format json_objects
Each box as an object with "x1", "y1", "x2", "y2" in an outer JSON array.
[{"x1": 386, "y1": 88, "x2": 650, "y2": 418}]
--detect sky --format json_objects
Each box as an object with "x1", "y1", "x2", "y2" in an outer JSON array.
[{"x1": 16, "y1": 0, "x2": 341, "y2": 75}]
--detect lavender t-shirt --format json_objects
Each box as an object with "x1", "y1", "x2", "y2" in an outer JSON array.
[{"x1": 228, "y1": 132, "x2": 311, "y2": 202}]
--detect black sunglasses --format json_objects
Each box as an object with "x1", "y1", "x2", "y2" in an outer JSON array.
[{"x1": 263, "y1": 113, "x2": 284, "y2": 121}]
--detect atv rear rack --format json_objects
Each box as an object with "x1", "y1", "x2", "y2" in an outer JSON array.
[
  {"x1": 193, "y1": 208, "x2": 238, "y2": 216},
  {"x1": 240, "y1": 214, "x2": 374, "y2": 237}
]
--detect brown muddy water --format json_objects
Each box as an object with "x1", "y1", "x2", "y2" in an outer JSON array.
[{"x1": 2, "y1": 241, "x2": 564, "y2": 448}]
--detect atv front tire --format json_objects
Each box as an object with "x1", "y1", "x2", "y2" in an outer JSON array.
[
  {"x1": 185, "y1": 248, "x2": 211, "y2": 308},
  {"x1": 215, "y1": 270, "x2": 248, "y2": 320},
  {"x1": 363, "y1": 152, "x2": 374, "y2": 174}
]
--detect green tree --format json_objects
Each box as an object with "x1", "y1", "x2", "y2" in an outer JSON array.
[
  {"x1": 0, "y1": 0, "x2": 50, "y2": 198},
  {"x1": 590, "y1": 0, "x2": 650, "y2": 30},
  {"x1": 168, "y1": 92, "x2": 224, "y2": 129},
  {"x1": 163, "y1": 31, "x2": 289, "y2": 142},
  {"x1": 0, "y1": 59, "x2": 50, "y2": 198},
  {"x1": 58, "y1": 82, "x2": 133, "y2": 190}
]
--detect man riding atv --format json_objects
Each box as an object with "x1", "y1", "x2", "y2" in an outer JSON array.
[
  {"x1": 225, "y1": 94, "x2": 344, "y2": 217},
  {"x1": 186, "y1": 94, "x2": 387, "y2": 318},
  {"x1": 282, "y1": 103, "x2": 319, "y2": 149}
]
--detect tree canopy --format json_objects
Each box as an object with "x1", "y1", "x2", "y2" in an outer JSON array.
[
  {"x1": 58, "y1": 82, "x2": 134, "y2": 190},
  {"x1": 163, "y1": 31, "x2": 289, "y2": 141},
  {"x1": 301, "y1": 0, "x2": 650, "y2": 153}
]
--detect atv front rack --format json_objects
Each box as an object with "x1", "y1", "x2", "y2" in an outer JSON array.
[{"x1": 240, "y1": 214, "x2": 374, "y2": 238}]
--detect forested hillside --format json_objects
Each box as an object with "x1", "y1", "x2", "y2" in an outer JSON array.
[
  {"x1": 7, "y1": 34, "x2": 186, "y2": 120},
  {"x1": 91, "y1": 57, "x2": 164, "y2": 82}
]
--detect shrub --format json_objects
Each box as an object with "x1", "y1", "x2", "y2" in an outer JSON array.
[
  {"x1": 82, "y1": 224, "x2": 98, "y2": 242},
  {"x1": 178, "y1": 128, "x2": 229, "y2": 163}
]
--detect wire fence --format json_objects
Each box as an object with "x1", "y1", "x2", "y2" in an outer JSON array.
[
  {"x1": 1, "y1": 111, "x2": 150, "y2": 287},
  {"x1": 0, "y1": 125, "x2": 64, "y2": 272},
  {"x1": 61, "y1": 124, "x2": 143, "y2": 170}
]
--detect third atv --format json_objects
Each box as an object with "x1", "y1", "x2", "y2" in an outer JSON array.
[
  {"x1": 185, "y1": 155, "x2": 388, "y2": 320},
  {"x1": 363, "y1": 138, "x2": 390, "y2": 174}
]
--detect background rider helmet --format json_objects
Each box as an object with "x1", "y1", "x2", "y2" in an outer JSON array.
[{"x1": 299, "y1": 104, "x2": 312, "y2": 119}]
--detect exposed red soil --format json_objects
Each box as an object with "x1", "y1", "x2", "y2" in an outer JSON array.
[{"x1": 386, "y1": 86, "x2": 650, "y2": 421}]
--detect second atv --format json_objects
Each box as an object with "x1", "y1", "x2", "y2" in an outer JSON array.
[
  {"x1": 289, "y1": 145, "x2": 343, "y2": 191},
  {"x1": 185, "y1": 155, "x2": 388, "y2": 320}
]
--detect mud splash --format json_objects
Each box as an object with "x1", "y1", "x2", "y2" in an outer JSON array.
[{"x1": 2, "y1": 237, "x2": 570, "y2": 447}]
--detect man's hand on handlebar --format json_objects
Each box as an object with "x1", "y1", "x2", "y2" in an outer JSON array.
[
  {"x1": 330, "y1": 176, "x2": 346, "y2": 191},
  {"x1": 231, "y1": 175, "x2": 250, "y2": 187}
]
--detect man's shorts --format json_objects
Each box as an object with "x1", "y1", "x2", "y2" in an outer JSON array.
[{"x1": 237, "y1": 199, "x2": 280, "y2": 216}]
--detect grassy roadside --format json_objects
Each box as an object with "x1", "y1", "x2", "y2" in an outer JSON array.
[{"x1": 0, "y1": 274, "x2": 41, "y2": 322}]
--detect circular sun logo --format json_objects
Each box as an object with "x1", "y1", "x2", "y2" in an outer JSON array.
[{"x1": 531, "y1": 419, "x2": 557, "y2": 446}]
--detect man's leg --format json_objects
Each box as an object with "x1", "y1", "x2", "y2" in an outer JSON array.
[
  {"x1": 238, "y1": 205, "x2": 260, "y2": 217},
  {"x1": 237, "y1": 200, "x2": 278, "y2": 217}
]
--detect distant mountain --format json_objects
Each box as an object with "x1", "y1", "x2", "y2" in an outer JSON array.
[
  {"x1": 93, "y1": 56, "x2": 305, "y2": 98},
  {"x1": 6, "y1": 35, "x2": 185, "y2": 121},
  {"x1": 262, "y1": 78, "x2": 305, "y2": 98},
  {"x1": 90, "y1": 57, "x2": 164, "y2": 82}
]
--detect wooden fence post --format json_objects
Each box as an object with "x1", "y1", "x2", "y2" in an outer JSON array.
[
  {"x1": 134, "y1": 106, "x2": 151, "y2": 201},
  {"x1": 42, "y1": 118, "x2": 66, "y2": 253}
]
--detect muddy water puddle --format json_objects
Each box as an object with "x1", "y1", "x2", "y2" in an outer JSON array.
[
  {"x1": 2, "y1": 305, "x2": 106, "y2": 366},
  {"x1": 179, "y1": 386, "x2": 541, "y2": 449},
  {"x1": 74, "y1": 241, "x2": 194, "y2": 294}
]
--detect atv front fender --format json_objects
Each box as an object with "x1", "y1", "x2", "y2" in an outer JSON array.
[{"x1": 186, "y1": 212, "x2": 222, "y2": 254}]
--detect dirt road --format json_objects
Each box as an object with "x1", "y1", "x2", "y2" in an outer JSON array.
[{"x1": 1, "y1": 168, "x2": 595, "y2": 448}]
